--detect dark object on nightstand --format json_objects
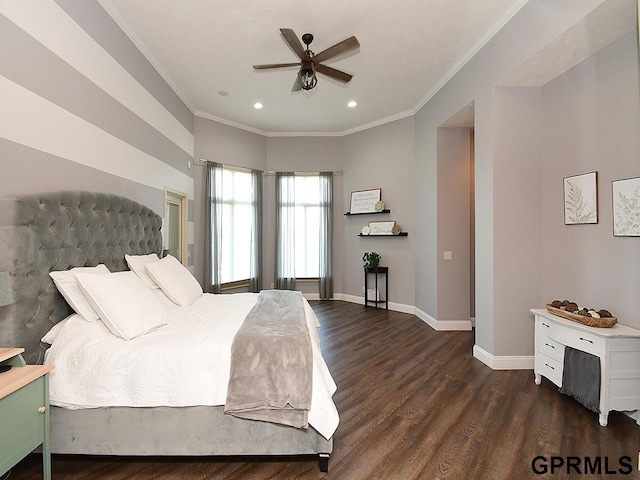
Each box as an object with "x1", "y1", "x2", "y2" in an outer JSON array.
[{"x1": 0, "y1": 365, "x2": 12, "y2": 374}]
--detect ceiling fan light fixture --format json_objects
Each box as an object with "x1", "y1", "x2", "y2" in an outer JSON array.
[
  {"x1": 254, "y1": 102, "x2": 263, "y2": 109},
  {"x1": 254, "y1": 29, "x2": 359, "y2": 92},
  {"x1": 347, "y1": 100, "x2": 357, "y2": 108},
  {"x1": 298, "y1": 63, "x2": 317, "y2": 91}
]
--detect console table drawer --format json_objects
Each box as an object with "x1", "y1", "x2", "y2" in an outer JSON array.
[
  {"x1": 537, "y1": 333, "x2": 564, "y2": 362},
  {"x1": 535, "y1": 352, "x2": 563, "y2": 387},
  {"x1": 537, "y1": 318, "x2": 603, "y2": 356}
]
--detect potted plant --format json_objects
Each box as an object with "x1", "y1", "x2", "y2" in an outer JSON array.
[{"x1": 362, "y1": 252, "x2": 381, "y2": 269}]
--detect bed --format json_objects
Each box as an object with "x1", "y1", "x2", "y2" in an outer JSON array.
[{"x1": 0, "y1": 191, "x2": 336, "y2": 472}]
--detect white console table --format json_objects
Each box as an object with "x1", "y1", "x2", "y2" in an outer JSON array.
[{"x1": 531, "y1": 308, "x2": 640, "y2": 427}]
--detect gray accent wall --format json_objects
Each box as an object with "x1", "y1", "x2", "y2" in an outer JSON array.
[
  {"x1": 1, "y1": 0, "x2": 194, "y2": 264},
  {"x1": 0, "y1": 139, "x2": 164, "y2": 215},
  {"x1": 54, "y1": 0, "x2": 194, "y2": 134}
]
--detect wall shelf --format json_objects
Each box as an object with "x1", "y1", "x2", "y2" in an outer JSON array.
[
  {"x1": 344, "y1": 210, "x2": 390, "y2": 216},
  {"x1": 358, "y1": 232, "x2": 408, "y2": 237}
]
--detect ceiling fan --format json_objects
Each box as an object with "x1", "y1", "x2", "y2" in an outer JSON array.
[{"x1": 253, "y1": 28, "x2": 360, "y2": 91}]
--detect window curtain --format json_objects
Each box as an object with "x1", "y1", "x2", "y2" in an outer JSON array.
[
  {"x1": 275, "y1": 172, "x2": 296, "y2": 290},
  {"x1": 319, "y1": 172, "x2": 333, "y2": 300},
  {"x1": 204, "y1": 161, "x2": 223, "y2": 294},
  {"x1": 249, "y1": 168, "x2": 263, "y2": 293}
]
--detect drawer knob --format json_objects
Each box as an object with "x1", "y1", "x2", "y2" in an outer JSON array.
[
  {"x1": 544, "y1": 363, "x2": 555, "y2": 370},
  {"x1": 542, "y1": 322, "x2": 550, "y2": 328},
  {"x1": 579, "y1": 337, "x2": 594, "y2": 344},
  {"x1": 38, "y1": 406, "x2": 46, "y2": 414},
  {"x1": 545, "y1": 343, "x2": 555, "y2": 349}
]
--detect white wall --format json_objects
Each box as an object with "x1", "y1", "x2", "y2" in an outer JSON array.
[
  {"x1": 539, "y1": 31, "x2": 640, "y2": 327},
  {"x1": 436, "y1": 127, "x2": 472, "y2": 323},
  {"x1": 342, "y1": 117, "x2": 416, "y2": 308},
  {"x1": 415, "y1": 0, "x2": 639, "y2": 364}
]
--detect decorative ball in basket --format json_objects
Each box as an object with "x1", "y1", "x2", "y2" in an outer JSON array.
[{"x1": 546, "y1": 299, "x2": 617, "y2": 328}]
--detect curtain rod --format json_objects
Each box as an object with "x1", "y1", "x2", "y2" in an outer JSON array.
[
  {"x1": 264, "y1": 171, "x2": 343, "y2": 176},
  {"x1": 195, "y1": 159, "x2": 343, "y2": 175}
]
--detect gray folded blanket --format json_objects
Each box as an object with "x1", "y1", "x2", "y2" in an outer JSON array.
[
  {"x1": 225, "y1": 290, "x2": 312, "y2": 428},
  {"x1": 558, "y1": 346, "x2": 601, "y2": 413}
]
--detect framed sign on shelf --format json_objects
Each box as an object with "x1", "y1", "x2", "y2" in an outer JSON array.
[
  {"x1": 368, "y1": 220, "x2": 396, "y2": 235},
  {"x1": 350, "y1": 188, "x2": 382, "y2": 214}
]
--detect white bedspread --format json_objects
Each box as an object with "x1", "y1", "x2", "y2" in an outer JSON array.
[{"x1": 43, "y1": 292, "x2": 339, "y2": 439}]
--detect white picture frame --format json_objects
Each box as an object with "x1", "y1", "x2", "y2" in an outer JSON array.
[
  {"x1": 563, "y1": 172, "x2": 598, "y2": 225},
  {"x1": 350, "y1": 188, "x2": 382, "y2": 214},
  {"x1": 612, "y1": 176, "x2": 640, "y2": 237},
  {"x1": 368, "y1": 221, "x2": 396, "y2": 235}
]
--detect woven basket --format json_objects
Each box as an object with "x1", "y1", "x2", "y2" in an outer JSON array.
[{"x1": 546, "y1": 305, "x2": 617, "y2": 328}]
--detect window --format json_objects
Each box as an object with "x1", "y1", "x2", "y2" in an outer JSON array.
[
  {"x1": 220, "y1": 166, "x2": 253, "y2": 285},
  {"x1": 276, "y1": 171, "x2": 332, "y2": 297},
  {"x1": 293, "y1": 175, "x2": 321, "y2": 278}
]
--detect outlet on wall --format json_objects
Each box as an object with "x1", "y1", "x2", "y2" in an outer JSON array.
[
  {"x1": 271, "y1": 282, "x2": 275, "y2": 289},
  {"x1": 362, "y1": 286, "x2": 365, "y2": 293}
]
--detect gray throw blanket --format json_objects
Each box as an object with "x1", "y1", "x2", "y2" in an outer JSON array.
[
  {"x1": 224, "y1": 290, "x2": 312, "y2": 429},
  {"x1": 558, "y1": 346, "x2": 601, "y2": 413}
]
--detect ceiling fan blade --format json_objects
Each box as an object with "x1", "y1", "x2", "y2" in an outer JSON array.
[
  {"x1": 280, "y1": 28, "x2": 306, "y2": 60},
  {"x1": 291, "y1": 77, "x2": 302, "y2": 92},
  {"x1": 313, "y1": 36, "x2": 360, "y2": 64},
  {"x1": 253, "y1": 63, "x2": 300, "y2": 70},
  {"x1": 315, "y1": 63, "x2": 353, "y2": 83}
]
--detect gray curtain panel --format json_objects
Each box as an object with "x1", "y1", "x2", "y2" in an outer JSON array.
[
  {"x1": 249, "y1": 168, "x2": 263, "y2": 293},
  {"x1": 319, "y1": 172, "x2": 333, "y2": 300},
  {"x1": 204, "y1": 161, "x2": 223, "y2": 294},
  {"x1": 275, "y1": 172, "x2": 296, "y2": 290}
]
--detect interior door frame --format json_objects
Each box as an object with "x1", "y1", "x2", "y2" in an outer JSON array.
[{"x1": 164, "y1": 187, "x2": 188, "y2": 266}]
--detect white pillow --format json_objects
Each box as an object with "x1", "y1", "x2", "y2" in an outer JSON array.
[
  {"x1": 125, "y1": 253, "x2": 160, "y2": 289},
  {"x1": 50, "y1": 264, "x2": 111, "y2": 321},
  {"x1": 75, "y1": 271, "x2": 167, "y2": 340},
  {"x1": 145, "y1": 255, "x2": 203, "y2": 306},
  {"x1": 41, "y1": 316, "x2": 73, "y2": 344}
]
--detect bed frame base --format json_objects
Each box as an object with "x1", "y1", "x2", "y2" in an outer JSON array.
[{"x1": 51, "y1": 405, "x2": 332, "y2": 472}]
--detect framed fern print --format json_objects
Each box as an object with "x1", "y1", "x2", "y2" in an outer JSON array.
[
  {"x1": 563, "y1": 172, "x2": 598, "y2": 225},
  {"x1": 612, "y1": 176, "x2": 640, "y2": 236}
]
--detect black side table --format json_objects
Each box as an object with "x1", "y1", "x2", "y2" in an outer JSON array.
[{"x1": 364, "y1": 266, "x2": 388, "y2": 310}]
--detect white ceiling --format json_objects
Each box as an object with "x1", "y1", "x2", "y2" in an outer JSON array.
[{"x1": 99, "y1": 0, "x2": 532, "y2": 135}]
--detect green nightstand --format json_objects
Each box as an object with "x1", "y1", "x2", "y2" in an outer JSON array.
[{"x1": 0, "y1": 348, "x2": 54, "y2": 480}]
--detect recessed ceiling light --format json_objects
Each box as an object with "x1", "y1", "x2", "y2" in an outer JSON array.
[
  {"x1": 254, "y1": 102, "x2": 263, "y2": 109},
  {"x1": 347, "y1": 100, "x2": 357, "y2": 108},
  {"x1": 218, "y1": 91, "x2": 229, "y2": 96}
]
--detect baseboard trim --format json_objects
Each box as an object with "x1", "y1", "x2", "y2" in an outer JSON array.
[
  {"x1": 473, "y1": 345, "x2": 534, "y2": 370},
  {"x1": 333, "y1": 293, "x2": 415, "y2": 314},
  {"x1": 415, "y1": 308, "x2": 473, "y2": 331}
]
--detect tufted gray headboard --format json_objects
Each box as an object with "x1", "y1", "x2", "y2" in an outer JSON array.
[{"x1": 0, "y1": 191, "x2": 163, "y2": 364}]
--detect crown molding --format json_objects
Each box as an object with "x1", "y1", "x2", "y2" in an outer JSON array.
[
  {"x1": 97, "y1": 0, "x2": 196, "y2": 113},
  {"x1": 413, "y1": 0, "x2": 531, "y2": 113}
]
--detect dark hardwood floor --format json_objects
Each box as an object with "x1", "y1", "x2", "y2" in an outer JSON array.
[{"x1": 9, "y1": 301, "x2": 639, "y2": 479}]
